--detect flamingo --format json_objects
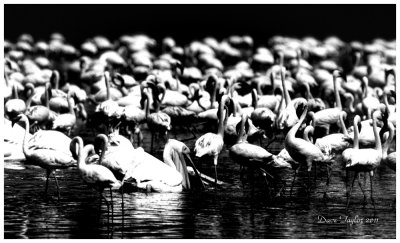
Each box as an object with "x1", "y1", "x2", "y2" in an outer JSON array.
[
  {"x1": 141, "y1": 82, "x2": 171, "y2": 152},
  {"x1": 229, "y1": 113, "x2": 291, "y2": 195},
  {"x1": 5, "y1": 83, "x2": 27, "y2": 119},
  {"x1": 308, "y1": 70, "x2": 346, "y2": 137},
  {"x1": 284, "y1": 103, "x2": 333, "y2": 195},
  {"x1": 342, "y1": 111, "x2": 382, "y2": 209},
  {"x1": 247, "y1": 88, "x2": 277, "y2": 140},
  {"x1": 70, "y1": 136, "x2": 121, "y2": 216},
  {"x1": 194, "y1": 95, "x2": 229, "y2": 187},
  {"x1": 93, "y1": 72, "x2": 121, "y2": 135},
  {"x1": 12, "y1": 114, "x2": 76, "y2": 200},
  {"x1": 276, "y1": 66, "x2": 308, "y2": 134},
  {"x1": 381, "y1": 121, "x2": 395, "y2": 171},
  {"x1": 25, "y1": 82, "x2": 52, "y2": 132},
  {"x1": 358, "y1": 76, "x2": 381, "y2": 119},
  {"x1": 313, "y1": 111, "x2": 351, "y2": 155},
  {"x1": 51, "y1": 90, "x2": 77, "y2": 135}
]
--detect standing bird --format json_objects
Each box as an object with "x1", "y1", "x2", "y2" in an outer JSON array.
[
  {"x1": 308, "y1": 70, "x2": 346, "y2": 137},
  {"x1": 13, "y1": 114, "x2": 76, "y2": 200},
  {"x1": 70, "y1": 136, "x2": 121, "y2": 216},
  {"x1": 342, "y1": 111, "x2": 382, "y2": 209},
  {"x1": 284, "y1": 103, "x2": 333, "y2": 195},
  {"x1": 229, "y1": 113, "x2": 291, "y2": 194},
  {"x1": 195, "y1": 95, "x2": 230, "y2": 187}
]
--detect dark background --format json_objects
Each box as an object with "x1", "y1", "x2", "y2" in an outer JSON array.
[{"x1": 5, "y1": 4, "x2": 396, "y2": 46}]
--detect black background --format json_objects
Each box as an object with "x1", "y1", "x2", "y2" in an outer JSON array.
[{"x1": 5, "y1": 4, "x2": 396, "y2": 46}]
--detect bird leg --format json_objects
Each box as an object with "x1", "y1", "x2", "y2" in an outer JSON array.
[
  {"x1": 357, "y1": 173, "x2": 367, "y2": 206},
  {"x1": 259, "y1": 168, "x2": 272, "y2": 198},
  {"x1": 323, "y1": 164, "x2": 332, "y2": 199},
  {"x1": 313, "y1": 162, "x2": 318, "y2": 185},
  {"x1": 213, "y1": 157, "x2": 218, "y2": 189},
  {"x1": 109, "y1": 188, "x2": 114, "y2": 224},
  {"x1": 52, "y1": 171, "x2": 61, "y2": 201},
  {"x1": 44, "y1": 169, "x2": 51, "y2": 199},
  {"x1": 290, "y1": 168, "x2": 299, "y2": 197},
  {"x1": 370, "y1": 172, "x2": 376, "y2": 209},
  {"x1": 346, "y1": 171, "x2": 358, "y2": 211},
  {"x1": 100, "y1": 192, "x2": 110, "y2": 226}
]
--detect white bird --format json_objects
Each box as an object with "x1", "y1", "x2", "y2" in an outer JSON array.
[
  {"x1": 284, "y1": 103, "x2": 333, "y2": 194},
  {"x1": 195, "y1": 95, "x2": 229, "y2": 187},
  {"x1": 70, "y1": 136, "x2": 121, "y2": 214},
  {"x1": 13, "y1": 114, "x2": 76, "y2": 200},
  {"x1": 342, "y1": 111, "x2": 382, "y2": 209}
]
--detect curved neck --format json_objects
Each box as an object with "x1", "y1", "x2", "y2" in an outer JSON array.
[
  {"x1": 339, "y1": 111, "x2": 348, "y2": 136},
  {"x1": 344, "y1": 93, "x2": 355, "y2": 113},
  {"x1": 287, "y1": 105, "x2": 308, "y2": 139},
  {"x1": 333, "y1": 72, "x2": 342, "y2": 110},
  {"x1": 383, "y1": 92, "x2": 391, "y2": 115},
  {"x1": 217, "y1": 96, "x2": 230, "y2": 136},
  {"x1": 303, "y1": 82, "x2": 312, "y2": 100},
  {"x1": 21, "y1": 115, "x2": 32, "y2": 157},
  {"x1": 280, "y1": 67, "x2": 291, "y2": 106},
  {"x1": 105, "y1": 72, "x2": 111, "y2": 100},
  {"x1": 353, "y1": 116, "x2": 360, "y2": 149},
  {"x1": 251, "y1": 88, "x2": 258, "y2": 109},
  {"x1": 382, "y1": 122, "x2": 394, "y2": 157},
  {"x1": 236, "y1": 115, "x2": 248, "y2": 144},
  {"x1": 97, "y1": 135, "x2": 108, "y2": 165},
  {"x1": 303, "y1": 125, "x2": 314, "y2": 143},
  {"x1": 67, "y1": 91, "x2": 75, "y2": 115},
  {"x1": 210, "y1": 80, "x2": 218, "y2": 109},
  {"x1": 45, "y1": 83, "x2": 50, "y2": 108},
  {"x1": 52, "y1": 71, "x2": 60, "y2": 90},
  {"x1": 142, "y1": 91, "x2": 150, "y2": 120},
  {"x1": 25, "y1": 85, "x2": 35, "y2": 109},
  {"x1": 372, "y1": 112, "x2": 382, "y2": 151},
  {"x1": 163, "y1": 142, "x2": 176, "y2": 169},
  {"x1": 257, "y1": 78, "x2": 264, "y2": 95},
  {"x1": 71, "y1": 137, "x2": 84, "y2": 168},
  {"x1": 13, "y1": 84, "x2": 19, "y2": 99},
  {"x1": 361, "y1": 77, "x2": 369, "y2": 98}
]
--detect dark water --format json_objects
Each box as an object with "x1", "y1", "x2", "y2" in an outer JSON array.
[{"x1": 4, "y1": 124, "x2": 396, "y2": 239}]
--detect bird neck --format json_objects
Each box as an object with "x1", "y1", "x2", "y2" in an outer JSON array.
[
  {"x1": 287, "y1": 105, "x2": 308, "y2": 140},
  {"x1": 251, "y1": 88, "x2": 258, "y2": 109},
  {"x1": 45, "y1": 83, "x2": 50, "y2": 108},
  {"x1": 280, "y1": 67, "x2": 291, "y2": 106},
  {"x1": 372, "y1": 112, "x2": 382, "y2": 152},
  {"x1": 339, "y1": 112, "x2": 348, "y2": 136},
  {"x1": 382, "y1": 122, "x2": 394, "y2": 158},
  {"x1": 67, "y1": 91, "x2": 75, "y2": 115},
  {"x1": 21, "y1": 115, "x2": 33, "y2": 158},
  {"x1": 344, "y1": 93, "x2": 355, "y2": 113},
  {"x1": 304, "y1": 82, "x2": 313, "y2": 100},
  {"x1": 353, "y1": 116, "x2": 360, "y2": 150},
  {"x1": 13, "y1": 84, "x2": 19, "y2": 99},
  {"x1": 217, "y1": 96, "x2": 230, "y2": 136},
  {"x1": 25, "y1": 85, "x2": 35, "y2": 109},
  {"x1": 163, "y1": 142, "x2": 176, "y2": 169},
  {"x1": 105, "y1": 72, "x2": 111, "y2": 100},
  {"x1": 333, "y1": 73, "x2": 342, "y2": 110},
  {"x1": 303, "y1": 125, "x2": 314, "y2": 144},
  {"x1": 210, "y1": 80, "x2": 218, "y2": 109}
]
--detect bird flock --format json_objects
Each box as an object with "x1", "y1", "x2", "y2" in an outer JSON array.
[{"x1": 3, "y1": 33, "x2": 396, "y2": 214}]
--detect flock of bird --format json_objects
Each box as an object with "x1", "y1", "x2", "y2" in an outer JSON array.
[{"x1": 3, "y1": 33, "x2": 396, "y2": 213}]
